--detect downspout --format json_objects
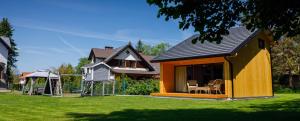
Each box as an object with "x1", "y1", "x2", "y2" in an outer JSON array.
[
  {"x1": 269, "y1": 44, "x2": 274, "y2": 96},
  {"x1": 224, "y1": 56, "x2": 234, "y2": 99}
]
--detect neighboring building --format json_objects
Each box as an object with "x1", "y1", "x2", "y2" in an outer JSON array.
[
  {"x1": 151, "y1": 27, "x2": 273, "y2": 99},
  {"x1": 82, "y1": 43, "x2": 159, "y2": 81},
  {"x1": 0, "y1": 36, "x2": 11, "y2": 88}
]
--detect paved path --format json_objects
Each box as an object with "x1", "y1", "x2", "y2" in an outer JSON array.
[{"x1": 0, "y1": 88, "x2": 11, "y2": 92}]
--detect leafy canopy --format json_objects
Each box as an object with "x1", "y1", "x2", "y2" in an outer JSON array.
[
  {"x1": 147, "y1": 0, "x2": 300, "y2": 43},
  {"x1": 135, "y1": 40, "x2": 170, "y2": 56},
  {"x1": 75, "y1": 57, "x2": 90, "y2": 74},
  {"x1": 271, "y1": 36, "x2": 300, "y2": 88}
]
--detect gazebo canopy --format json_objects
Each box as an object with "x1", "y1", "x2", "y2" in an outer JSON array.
[{"x1": 25, "y1": 70, "x2": 59, "y2": 79}]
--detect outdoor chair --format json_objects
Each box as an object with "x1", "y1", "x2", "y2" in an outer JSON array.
[
  {"x1": 187, "y1": 80, "x2": 198, "y2": 93},
  {"x1": 209, "y1": 79, "x2": 224, "y2": 94}
]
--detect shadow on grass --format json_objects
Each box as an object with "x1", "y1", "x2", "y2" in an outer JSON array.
[{"x1": 66, "y1": 98, "x2": 300, "y2": 121}]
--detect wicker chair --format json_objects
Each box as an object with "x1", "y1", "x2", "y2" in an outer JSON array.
[
  {"x1": 210, "y1": 79, "x2": 224, "y2": 94},
  {"x1": 187, "y1": 80, "x2": 198, "y2": 93}
]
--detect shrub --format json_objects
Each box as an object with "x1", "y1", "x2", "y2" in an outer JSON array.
[
  {"x1": 274, "y1": 87, "x2": 300, "y2": 94},
  {"x1": 125, "y1": 78, "x2": 159, "y2": 95},
  {"x1": 115, "y1": 75, "x2": 159, "y2": 95}
]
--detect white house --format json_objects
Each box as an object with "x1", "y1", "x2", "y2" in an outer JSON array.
[{"x1": 0, "y1": 36, "x2": 11, "y2": 88}]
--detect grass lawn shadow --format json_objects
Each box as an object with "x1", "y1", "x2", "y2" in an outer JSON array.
[{"x1": 66, "y1": 98, "x2": 300, "y2": 121}]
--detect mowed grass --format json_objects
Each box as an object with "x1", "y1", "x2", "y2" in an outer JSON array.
[{"x1": 0, "y1": 93, "x2": 299, "y2": 121}]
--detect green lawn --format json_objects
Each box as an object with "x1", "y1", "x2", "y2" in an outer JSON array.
[{"x1": 0, "y1": 93, "x2": 299, "y2": 121}]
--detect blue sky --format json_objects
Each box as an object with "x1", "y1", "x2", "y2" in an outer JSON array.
[{"x1": 0, "y1": 0, "x2": 195, "y2": 72}]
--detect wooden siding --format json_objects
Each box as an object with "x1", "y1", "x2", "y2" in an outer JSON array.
[
  {"x1": 93, "y1": 64, "x2": 110, "y2": 81},
  {"x1": 160, "y1": 63, "x2": 174, "y2": 93},
  {"x1": 224, "y1": 59, "x2": 233, "y2": 98},
  {"x1": 162, "y1": 57, "x2": 225, "y2": 66},
  {"x1": 230, "y1": 32, "x2": 273, "y2": 97}
]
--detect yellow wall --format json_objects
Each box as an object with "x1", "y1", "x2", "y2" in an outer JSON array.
[
  {"x1": 230, "y1": 32, "x2": 273, "y2": 97},
  {"x1": 160, "y1": 63, "x2": 174, "y2": 93},
  {"x1": 224, "y1": 59, "x2": 233, "y2": 98}
]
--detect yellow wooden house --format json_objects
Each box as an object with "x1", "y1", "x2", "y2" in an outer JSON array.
[{"x1": 151, "y1": 27, "x2": 273, "y2": 99}]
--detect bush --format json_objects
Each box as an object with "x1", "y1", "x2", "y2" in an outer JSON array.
[
  {"x1": 115, "y1": 75, "x2": 159, "y2": 95},
  {"x1": 274, "y1": 87, "x2": 300, "y2": 94},
  {"x1": 125, "y1": 79, "x2": 159, "y2": 95}
]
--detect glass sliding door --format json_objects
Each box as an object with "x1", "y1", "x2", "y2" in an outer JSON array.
[{"x1": 175, "y1": 66, "x2": 187, "y2": 92}]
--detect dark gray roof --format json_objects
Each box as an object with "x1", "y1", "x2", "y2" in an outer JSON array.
[
  {"x1": 0, "y1": 36, "x2": 11, "y2": 49},
  {"x1": 151, "y1": 27, "x2": 259, "y2": 62}
]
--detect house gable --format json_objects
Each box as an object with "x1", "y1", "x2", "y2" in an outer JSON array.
[
  {"x1": 104, "y1": 44, "x2": 155, "y2": 71},
  {"x1": 114, "y1": 48, "x2": 141, "y2": 61}
]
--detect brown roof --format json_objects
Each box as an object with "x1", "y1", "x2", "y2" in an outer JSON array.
[
  {"x1": 111, "y1": 69, "x2": 159, "y2": 75},
  {"x1": 91, "y1": 48, "x2": 115, "y2": 58},
  {"x1": 19, "y1": 72, "x2": 32, "y2": 79},
  {"x1": 140, "y1": 54, "x2": 160, "y2": 73}
]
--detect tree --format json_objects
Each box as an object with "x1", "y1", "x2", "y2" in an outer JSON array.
[
  {"x1": 0, "y1": 18, "x2": 18, "y2": 85},
  {"x1": 271, "y1": 36, "x2": 300, "y2": 89},
  {"x1": 147, "y1": 0, "x2": 300, "y2": 43},
  {"x1": 136, "y1": 40, "x2": 144, "y2": 52},
  {"x1": 58, "y1": 64, "x2": 77, "y2": 92},
  {"x1": 150, "y1": 42, "x2": 170, "y2": 56},
  {"x1": 135, "y1": 40, "x2": 170, "y2": 56},
  {"x1": 75, "y1": 57, "x2": 90, "y2": 74}
]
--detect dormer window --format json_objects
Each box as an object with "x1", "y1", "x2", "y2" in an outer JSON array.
[{"x1": 126, "y1": 50, "x2": 130, "y2": 54}]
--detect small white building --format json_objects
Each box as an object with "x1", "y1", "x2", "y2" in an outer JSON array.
[{"x1": 0, "y1": 36, "x2": 11, "y2": 88}]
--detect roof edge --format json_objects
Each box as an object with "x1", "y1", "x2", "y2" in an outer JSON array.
[{"x1": 150, "y1": 53, "x2": 230, "y2": 63}]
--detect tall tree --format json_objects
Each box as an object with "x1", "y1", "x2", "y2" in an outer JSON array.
[
  {"x1": 271, "y1": 36, "x2": 300, "y2": 89},
  {"x1": 75, "y1": 57, "x2": 90, "y2": 74},
  {"x1": 136, "y1": 40, "x2": 144, "y2": 52},
  {"x1": 147, "y1": 0, "x2": 300, "y2": 43},
  {"x1": 0, "y1": 18, "x2": 18, "y2": 84}
]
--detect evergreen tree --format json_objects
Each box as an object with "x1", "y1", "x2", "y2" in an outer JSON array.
[
  {"x1": 136, "y1": 40, "x2": 144, "y2": 52},
  {"x1": 0, "y1": 18, "x2": 18, "y2": 84}
]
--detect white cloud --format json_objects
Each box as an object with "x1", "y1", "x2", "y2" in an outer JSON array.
[
  {"x1": 22, "y1": 49, "x2": 47, "y2": 55},
  {"x1": 14, "y1": 23, "x2": 178, "y2": 45},
  {"x1": 58, "y1": 36, "x2": 86, "y2": 57}
]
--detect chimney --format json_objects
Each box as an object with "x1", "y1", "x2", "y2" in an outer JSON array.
[{"x1": 105, "y1": 46, "x2": 113, "y2": 50}]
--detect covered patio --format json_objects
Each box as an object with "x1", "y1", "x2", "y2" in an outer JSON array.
[{"x1": 151, "y1": 57, "x2": 232, "y2": 99}]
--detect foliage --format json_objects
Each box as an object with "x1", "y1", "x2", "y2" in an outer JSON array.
[
  {"x1": 274, "y1": 87, "x2": 300, "y2": 94},
  {"x1": 147, "y1": 0, "x2": 300, "y2": 43},
  {"x1": 135, "y1": 40, "x2": 170, "y2": 56},
  {"x1": 125, "y1": 79, "x2": 159, "y2": 95},
  {"x1": 150, "y1": 42, "x2": 170, "y2": 56},
  {"x1": 271, "y1": 36, "x2": 300, "y2": 89},
  {"x1": 0, "y1": 18, "x2": 18, "y2": 83},
  {"x1": 58, "y1": 64, "x2": 81, "y2": 92},
  {"x1": 75, "y1": 57, "x2": 90, "y2": 74},
  {"x1": 116, "y1": 75, "x2": 159, "y2": 95},
  {"x1": 136, "y1": 40, "x2": 144, "y2": 52}
]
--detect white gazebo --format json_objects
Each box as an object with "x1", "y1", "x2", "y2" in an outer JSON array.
[{"x1": 23, "y1": 70, "x2": 62, "y2": 96}]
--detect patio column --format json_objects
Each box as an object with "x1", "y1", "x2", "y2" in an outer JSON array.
[{"x1": 224, "y1": 59, "x2": 233, "y2": 98}]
